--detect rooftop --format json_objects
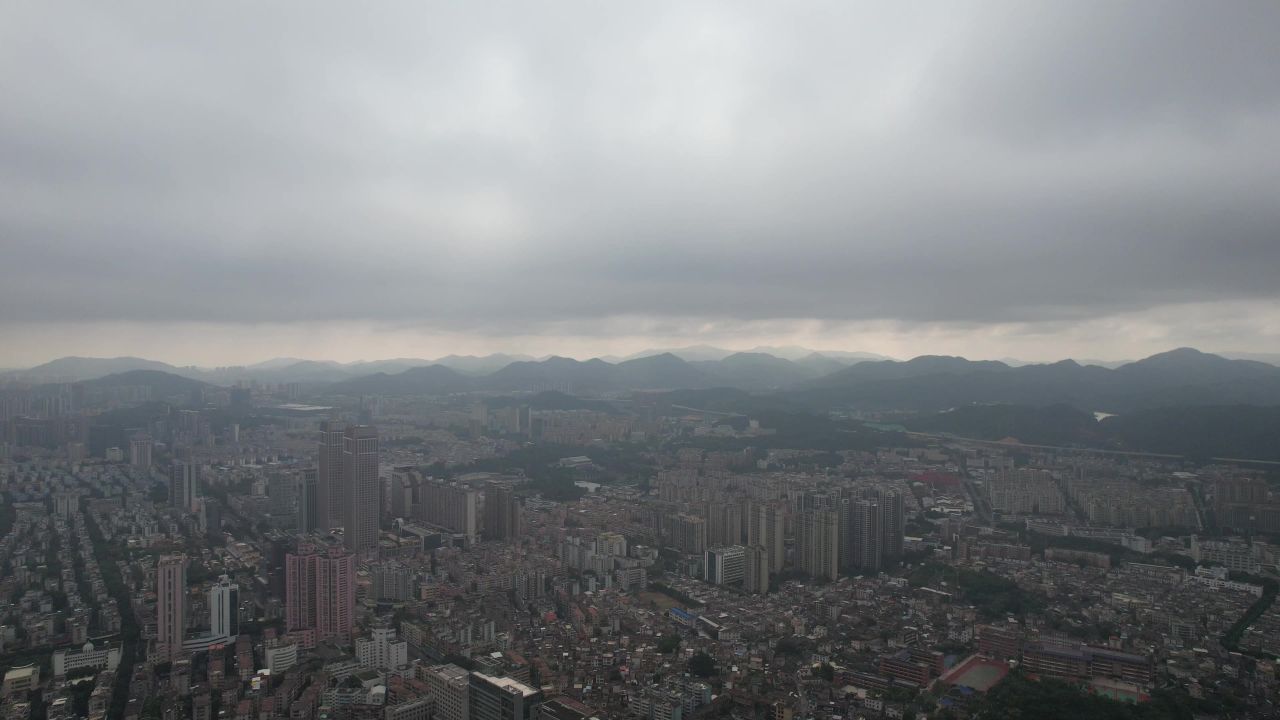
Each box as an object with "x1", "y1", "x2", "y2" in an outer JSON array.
[{"x1": 476, "y1": 672, "x2": 540, "y2": 697}]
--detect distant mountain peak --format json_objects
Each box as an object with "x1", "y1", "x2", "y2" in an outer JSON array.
[
  {"x1": 624, "y1": 352, "x2": 686, "y2": 364},
  {"x1": 1145, "y1": 347, "x2": 1211, "y2": 360}
]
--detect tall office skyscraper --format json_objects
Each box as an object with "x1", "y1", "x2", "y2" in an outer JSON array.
[
  {"x1": 297, "y1": 468, "x2": 319, "y2": 533},
  {"x1": 157, "y1": 554, "x2": 187, "y2": 660},
  {"x1": 170, "y1": 449, "x2": 199, "y2": 513},
  {"x1": 285, "y1": 542, "x2": 356, "y2": 645},
  {"x1": 268, "y1": 472, "x2": 298, "y2": 519},
  {"x1": 209, "y1": 574, "x2": 239, "y2": 641},
  {"x1": 316, "y1": 421, "x2": 345, "y2": 531},
  {"x1": 343, "y1": 425, "x2": 380, "y2": 553},
  {"x1": 470, "y1": 673, "x2": 543, "y2": 720},
  {"x1": 797, "y1": 509, "x2": 839, "y2": 581},
  {"x1": 482, "y1": 485, "x2": 522, "y2": 542}
]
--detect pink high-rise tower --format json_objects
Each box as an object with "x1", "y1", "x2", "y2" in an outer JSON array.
[{"x1": 285, "y1": 542, "x2": 355, "y2": 645}]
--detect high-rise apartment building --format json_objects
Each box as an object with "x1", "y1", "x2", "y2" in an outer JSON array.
[
  {"x1": 418, "y1": 479, "x2": 479, "y2": 544},
  {"x1": 483, "y1": 485, "x2": 522, "y2": 542},
  {"x1": 747, "y1": 502, "x2": 786, "y2": 572},
  {"x1": 848, "y1": 498, "x2": 883, "y2": 571},
  {"x1": 371, "y1": 561, "x2": 414, "y2": 602},
  {"x1": 390, "y1": 468, "x2": 417, "y2": 520},
  {"x1": 201, "y1": 498, "x2": 222, "y2": 538},
  {"x1": 156, "y1": 554, "x2": 187, "y2": 660},
  {"x1": 209, "y1": 574, "x2": 239, "y2": 642},
  {"x1": 267, "y1": 472, "x2": 297, "y2": 519},
  {"x1": 342, "y1": 425, "x2": 380, "y2": 553},
  {"x1": 595, "y1": 532, "x2": 628, "y2": 558},
  {"x1": 129, "y1": 434, "x2": 152, "y2": 469},
  {"x1": 284, "y1": 542, "x2": 356, "y2": 645},
  {"x1": 706, "y1": 502, "x2": 742, "y2": 547},
  {"x1": 469, "y1": 673, "x2": 543, "y2": 720},
  {"x1": 665, "y1": 513, "x2": 707, "y2": 554},
  {"x1": 987, "y1": 469, "x2": 1065, "y2": 516},
  {"x1": 840, "y1": 487, "x2": 905, "y2": 572},
  {"x1": 1214, "y1": 476, "x2": 1269, "y2": 507},
  {"x1": 316, "y1": 420, "x2": 345, "y2": 531},
  {"x1": 743, "y1": 544, "x2": 770, "y2": 595},
  {"x1": 797, "y1": 509, "x2": 839, "y2": 581},
  {"x1": 170, "y1": 450, "x2": 199, "y2": 513},
  {"x1": 880, "y1": 489, "x2": 905, "y2": 559}
]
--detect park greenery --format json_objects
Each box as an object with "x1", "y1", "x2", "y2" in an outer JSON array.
[
  {"x1": 971, "y1": 672, "x2": 1199, "y2": 720},
  {"x1": 908, "y1": 562, "x2": 1045, "y2": 619}
]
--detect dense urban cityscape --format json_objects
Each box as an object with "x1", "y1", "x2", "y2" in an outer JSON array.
[
  {"x1": 4, "y1": 2, "x2": 1280, "y2": 719},
  {"x1": 0, "y1": 347, "x2": 1276, "y2": 720}
]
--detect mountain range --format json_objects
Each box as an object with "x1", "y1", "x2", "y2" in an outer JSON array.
[
  {"x1": 789, "y1": 348, "x2": 1280, "y2": 412},
  {"x1": 2, "y1": 347, "x2": 870, "y2": 385},
  {"x1": 0, "y1": 353, "x2": 541, "y2": 385},
  {"x1": 22, "y1": 347, "x2": 1280, "y2": 415},
  {"x1": 324, "y1": 350, "x2": 912, "y2": 395}
]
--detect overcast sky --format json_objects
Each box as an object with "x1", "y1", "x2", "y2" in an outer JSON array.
[{"x1": 3, "y1": 1, "x2": 1279, "y2": 367}]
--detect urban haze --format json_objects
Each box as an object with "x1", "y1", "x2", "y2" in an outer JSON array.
[{"x1": 1, "y1": 3, "x2": 1279, "y2": 720}]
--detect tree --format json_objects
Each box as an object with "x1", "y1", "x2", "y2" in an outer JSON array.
[
  {"x1": 775, "y1": 636, "x2": 808, "y2": 657},
  {"x1": 688, "y1": 651, "x2": 717, "y2": 678},
  {"x1": 149, "y1": 484, "x2": 169, "y2": 504},
  {"x1": 657, "y1": 634, "x2": 681, "y2": 654}
]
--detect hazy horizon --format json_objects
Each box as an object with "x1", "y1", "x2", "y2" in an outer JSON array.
[
  {"x1": 3, "y1": 305, "x2": 1279, "y2": 370},
  {"x1": 5, "y1": 339, "x2": 1278, "y2": 373}
]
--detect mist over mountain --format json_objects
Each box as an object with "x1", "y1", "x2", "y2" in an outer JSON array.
[
  {"x1": 18, "y1": 346, "x2": 1280, "y2": 463},
  {"x1": 793, "y1": 348, "x2": 1280, "y2": 413},
  {"x1": 9, "y1": 348, "x2": 1280, "y2": 415},
  {"x1": 429, "y1": 354, "x2": 539, "y2": 375},
  {"x1": 615, "y1": 345, "x2": 739, "y2": 363},
  {"x1": 692, "y1": 352, "x2": 830, "y2": 390},
  {"x1": 326, "y1": 365, "x2": 474, "y2": 396},
  {"x1": 609, "y1": 345, "x2": 891, "y2": 363},
  {"x1": 79, "y1": 369, "x2": 211, "y2": 399},
  {"x1": 310, "y1": 346, "x2": 1280, "y2": 413},
  {"x1": 1, "y1": 352, "x2": 536, "y2": 384},
  {"x1": 15, "y1": 356, "x2": 193, "y2": 381},
  {"x1": 1220, "y1": 351, "x2": 1280, "y2": 366}
]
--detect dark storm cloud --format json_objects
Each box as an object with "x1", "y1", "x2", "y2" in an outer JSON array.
[{"x1": 2, "y1": 1, "x2": 1279, "y2": 336}]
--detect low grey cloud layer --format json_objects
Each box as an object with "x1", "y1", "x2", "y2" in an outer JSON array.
[{"x1": 2, "y1": 1, "x2": 1279, "y2": 364}]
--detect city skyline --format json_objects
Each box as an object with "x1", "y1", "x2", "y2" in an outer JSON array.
[{"x1": 4, "y1": 3, "x2": 1279, "y2": 718}]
